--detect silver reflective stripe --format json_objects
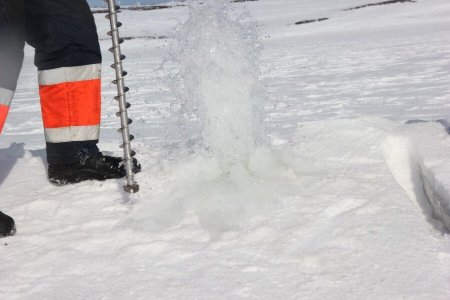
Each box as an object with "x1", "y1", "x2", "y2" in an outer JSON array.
[
  {"x1": 0, "y1": 87, "x2": 14, "y2": 106},
  {"x1": 38, "y1": 64, "x2": 101, "y2": 86},
  {"x1": 45, "y1": 125, "x2": 100, "y2": 143}
]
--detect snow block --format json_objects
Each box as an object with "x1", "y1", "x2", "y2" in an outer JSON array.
[
  {"x1": 403, "y1": 122, "x2": 450, "y2": 232},
  {"x1": 419, "y1": 161, "x2": 450, "y2": 231}
]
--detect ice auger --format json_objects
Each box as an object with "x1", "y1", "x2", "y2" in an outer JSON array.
[{"x1": 105, "y1": 0, "x2": 139, "y2": 193}]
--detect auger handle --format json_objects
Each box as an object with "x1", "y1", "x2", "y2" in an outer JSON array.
[{"x1": 105, "y1": 0, "x2": 139, "y2": 193}]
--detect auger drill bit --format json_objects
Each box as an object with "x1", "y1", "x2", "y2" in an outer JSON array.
[{"x1": 105, "y1": 0, "x2": 139, "y2": 193}]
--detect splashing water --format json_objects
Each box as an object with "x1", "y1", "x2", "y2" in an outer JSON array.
[
  {"x1": 130, "y1": 0, "x2": 289, "y2": 238},
  {"x1": 170, "y1": 0, "x2": 267, "y2": 169}
]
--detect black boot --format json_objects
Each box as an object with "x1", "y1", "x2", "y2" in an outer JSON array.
[
  {"x1": 48, "y1": 149, "x2": 141, "y2": 185},
  {"x1": 0, "y1": 211, "x2": 16, "y2": 238}
]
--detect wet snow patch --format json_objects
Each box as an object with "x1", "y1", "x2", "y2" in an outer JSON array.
[
  {"x1": 343, "y1": 0, "x2": 417, "y2": 11},
  {"x1": 295, "y1": 18, "x2": 329, "y2": 26},
  {"x1": 128, "y1": 148, "x2": 297, "y2": 239}
]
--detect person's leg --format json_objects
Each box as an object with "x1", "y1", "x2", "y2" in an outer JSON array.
[
  {"x1": 26, "y1": 0, "x2": 140, "y2": 184},
  {"x1": 25, "y1": 0, "x2": 102, "y2": 165},
  {"x1": 0, "y1": 0, "x2": 24, "y2": 237},
  {"x1": 0, "y1": 0, "x2": 25, "y2": 134}
]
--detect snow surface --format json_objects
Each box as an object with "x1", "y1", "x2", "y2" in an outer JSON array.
[{"x1": 1, "y1": 0, "x2": 450, "y2": 299}]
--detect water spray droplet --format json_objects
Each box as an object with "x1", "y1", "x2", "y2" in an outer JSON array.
[{"x1": 169, "y1": 0, "x2": 267, "y2": 170}]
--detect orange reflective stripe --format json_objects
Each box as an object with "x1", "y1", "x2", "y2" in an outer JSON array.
[
  {"x1": 0, "y1": 104, "x2": 9, "y2": 134},
  {"x1": 39, "y1": 79, "x2": 101, "y2": 129}
]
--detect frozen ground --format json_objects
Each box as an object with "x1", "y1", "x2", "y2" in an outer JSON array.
[{"x1": 1, "y1": 0, "x2": 450, "y2": 299}]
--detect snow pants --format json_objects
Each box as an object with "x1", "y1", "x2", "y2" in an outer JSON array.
[{"x1": 0, "y1": 0, "x2": 102, "y2": 164}]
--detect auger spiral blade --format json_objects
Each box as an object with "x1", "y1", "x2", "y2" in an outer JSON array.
[{"x1": 105, "y1": 0, "x2": 139, "y2": 194}]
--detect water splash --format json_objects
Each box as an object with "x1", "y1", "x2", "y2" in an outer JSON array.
[
  {"x1": 169, "y1": 0, "x2": 267, "y2": 169},
  {"x1": 129, "y1": 0, "x2": 285, "y2": 238}
]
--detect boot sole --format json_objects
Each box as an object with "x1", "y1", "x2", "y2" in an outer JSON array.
[{"x1": 48, "y1": 169, "x2": 125, "y2": 185}]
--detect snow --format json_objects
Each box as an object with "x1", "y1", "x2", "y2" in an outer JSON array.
[{"x1": 1, "y1": 0, "x2": 450, "y2": 299}]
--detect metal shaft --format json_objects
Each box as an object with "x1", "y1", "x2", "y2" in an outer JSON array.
[{"x1": 105, "y1": 0, "x2": 139, "y2": 193}]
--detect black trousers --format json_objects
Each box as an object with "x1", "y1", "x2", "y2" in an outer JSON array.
[{"x1": 0, "y1": 0, "x2": 102, "y2": 164}]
